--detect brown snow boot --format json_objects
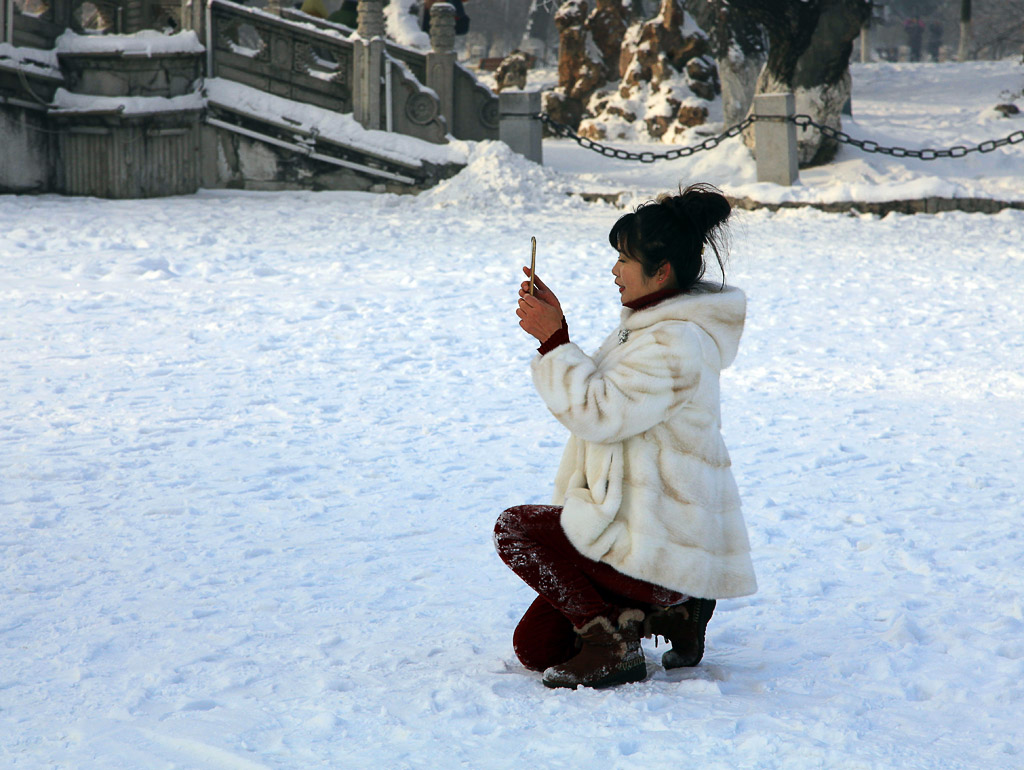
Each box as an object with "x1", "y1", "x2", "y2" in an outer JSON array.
[
  {"x1": 542, "y1": 609, "x2": 647, "y2": 690},
  {"x1": 644, "y1": 598, "x2": 716, "y2": 670}
]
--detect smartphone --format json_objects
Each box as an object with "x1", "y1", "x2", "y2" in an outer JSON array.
[{"x1": 529, "y1": 236, "x2": 537, "y2": 296}]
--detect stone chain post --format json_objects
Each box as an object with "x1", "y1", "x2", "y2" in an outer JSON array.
[
  {"x1": 426, "y1": 2, "x2": 456, "y2": 135},
  {"x1": 753, "y1": 93, "x2": 798, "y2": 186},
  {"x1": 499, "y1": 91, "x2": 542, "y2": 164},
  {"x1": 354, "y1": 0, "x2": 386, "y2": 130}
]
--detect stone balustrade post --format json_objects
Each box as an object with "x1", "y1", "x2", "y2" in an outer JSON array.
[
  {"x1": 426, "y1": 2, "x2": 456, "y2": 134},
  {"x1": 122, "y1": 0, "x2": 144, "y2": 33},
  {"x1": 753, "y1": 93, "x2": 798, "y2": 186},
  {"x1": 353, "y1": 0, "x2": 386, "y2": 130},
  {"x1": 180, "y1": 0, "x2": 206, "y2": 41},
  {"x1": 2, "y1": 0, "x2": 13, "y2": 44},
  {"x1": 54, "y1": 0, "x2": 73, "y2": 31},
  {"x1": 499, "y1": 90, "x2": 542, "y2": 164}
]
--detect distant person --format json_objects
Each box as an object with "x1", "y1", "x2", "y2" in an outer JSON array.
[
  {"x1": 905, "y1": 17, "x2": 925, "y2": 61},
  {"x1": 927, "y1": 20, "x2": 943, "y2": 61},
  {"x1": 495, "y1": 184, "x2": 758, "y2": 689}
]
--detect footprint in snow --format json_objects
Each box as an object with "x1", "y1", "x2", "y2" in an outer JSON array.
[
  {"x1": 180, "y1": 700, "x2": 219, "y2": 712},
  {"x1": 618, "y1": 739, "x2": 640, "y2": 756}
]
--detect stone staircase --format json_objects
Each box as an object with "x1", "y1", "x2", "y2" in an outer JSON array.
[{"x1": 0, "y1": 0, "x2": 499, "y2": 196}]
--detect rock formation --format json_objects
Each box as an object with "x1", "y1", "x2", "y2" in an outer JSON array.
[{"x1": 543, "y1": 0, "x2": 718, "y2": 143}]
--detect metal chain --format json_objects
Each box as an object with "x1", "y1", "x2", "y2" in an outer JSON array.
[
  {"x1": 538, "y1": 112, "x2": 1024, "y2": 163},
  {"x1": 789, "y1": 113, "x2": 1024, "y2": 159},
  {"x1": 538, "y1": 112, "x2": 755, "y2": 163}
]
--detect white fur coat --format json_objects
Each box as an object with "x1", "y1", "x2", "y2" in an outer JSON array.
[{"x1": 531, "y1": 284, "x2": 757, "y2": 599}]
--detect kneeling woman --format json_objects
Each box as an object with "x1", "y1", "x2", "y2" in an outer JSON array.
[{"x1": 495, "y1": 184, "x2": 757, "y2": 689}]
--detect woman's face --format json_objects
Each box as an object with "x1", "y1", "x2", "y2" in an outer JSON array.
[{"x1": 612, "y1": 252, "x2": 662, "y2": 305}]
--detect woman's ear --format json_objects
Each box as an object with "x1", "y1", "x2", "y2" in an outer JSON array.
[{"x1": 657, "y1": 262, "x2": 671, "y2": 284}]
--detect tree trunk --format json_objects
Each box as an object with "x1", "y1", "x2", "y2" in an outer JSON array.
[
  {"x1": 729, "y1": 0, "x2": 870, "y2": 167},
  {"x1": 685, "y1": 0, "x2": 767, "y2": 129},
  {"x1": 719, "y1": 53, "x2": 766, "y2": 129},
  {"x1": 957, "y1": 0, "x2": 972, "y2": 61},
  {"x1": 522, "y1": 0, "x2": 558, "y2": 63}
]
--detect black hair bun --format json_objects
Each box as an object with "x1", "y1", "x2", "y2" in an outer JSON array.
[{"x1": 661, "y1": 183, "x2": 731, "y2": 241}]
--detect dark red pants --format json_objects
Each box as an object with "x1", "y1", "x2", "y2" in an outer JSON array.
[{"x1": 494, "y1": 505, "x2": 686, "y2": 672}]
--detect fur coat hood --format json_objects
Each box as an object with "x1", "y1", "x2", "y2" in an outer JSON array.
[{"x1": 531, "y1": 284, "x2": 757, "y2": 599}]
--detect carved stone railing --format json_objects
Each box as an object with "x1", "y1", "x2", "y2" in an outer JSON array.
[
  {"x1": 269, "y1": 0, "x2": 497, "y2": 143},
  {"x1": 453, "y1": 60, "x2": 498, "y2": 140},
  {"x1": 5, "y1": 0, "x2": 72, "y2": 48},
  {"x1": 203, "y1": 0, "x2": 456, "y2": 145},
  {"x1": 422, "y1": 1, "x2": 497, "y2": 140},
  {"x1": 3, "y1": 0, "x2": 181, "y2": 47},
  {"x1": 280, "y1": 6, "x2": 425, "y2": 85},
  {"x1": 4, "y1": 0, "x2": 497, "y2": 146},
  {"x1": 2, "y1": 0, "x2": 503, "y2": 197},
  {"x1": 207, "y1": 0, "x2": 354, "y2": 115}
]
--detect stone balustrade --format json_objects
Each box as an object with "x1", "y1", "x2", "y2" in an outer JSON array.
[
  {"x1": 2, "y1": 0, "x2": 182, "y2": 46},
  {"x1": 1, "y1": 0, "x2": 506, "y2": 196}
]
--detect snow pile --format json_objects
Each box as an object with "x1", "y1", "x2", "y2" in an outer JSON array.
[
  {"x1": 384, "y1": 0, "x2": 430, "y2": 50},
  {"x1": 419, "y1": 139, "x2": 579, "y2": 210},
  {"x1": 0, "y1": 42, "x2": 62, "y2": 79},
  {"x1": 54, "y1": 29, "x2": 206, "y2": 56},
  {"x1": 50, "y1": 88, "x2": 205, "y2": 115}
]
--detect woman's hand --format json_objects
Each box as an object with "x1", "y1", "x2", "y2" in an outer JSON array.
[
  {"x1": 519, "y1": 266, "x2": 562, "y2": 313},
  {"x1": 517, "y1": 267, "x2": 564, "y2": 343}
]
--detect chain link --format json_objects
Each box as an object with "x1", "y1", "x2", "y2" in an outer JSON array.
[
  {"x1": 538, "y1": 113, "x2": 754, "y2": 163},
  {"x1": 538, "y1": 112, "x2": 1024, "y2": 164},
  {"x1": 789, "y1": 113, "x2": 1024, "y2": 159}
]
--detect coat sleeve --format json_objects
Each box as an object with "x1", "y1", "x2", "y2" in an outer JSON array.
[{"x1": 530, "y1": 322, "x2": 704, "y2": 444}]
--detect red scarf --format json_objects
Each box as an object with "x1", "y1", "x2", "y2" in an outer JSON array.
[
  {"x1": 538, "y1": 287, "x2": 683, "y2": 355},
  {"x1": 624, "y1": 286, "x2": 683, "y2": 311}
]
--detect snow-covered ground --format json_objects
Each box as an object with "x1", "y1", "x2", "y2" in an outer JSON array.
[{"x1": 2, "y1": 61, "x2": 1024, "y2": 769}]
